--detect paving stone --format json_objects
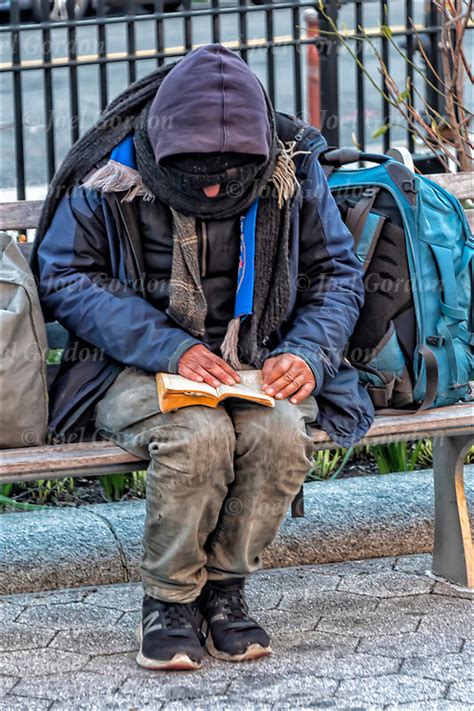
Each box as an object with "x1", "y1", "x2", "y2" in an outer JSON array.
[
  {"x1": 416, "y1": 607, "x2": 474, "y2": 636},
  {"x1": 0, "y1": 699, "x2": 53, "y2": 710},
  {"x1": 401, "y1": 654, "x2": 473, "y2": 682},
  {"x1": 49, "y1": 697, "x2": 158, "y2": 711},
  {"x1": 385, "y1": 702, "x2": 466, "y2": 710},
  {"x1": 0, "y1": 647, "x2": 89, "y2": 677},
  {"x1": 164, "y1": 699, "x2": 272, "y2": 711},
  {"x1": 0, "y1": 624, "x2": 56, "y2": 653},
  {"x1": 11, "y1": 672, "x2": 123, "y2": 702},
  {"x1": 335, "y1": 674, "x2": 447, "y2": 706},
  {"x1": 0, "y1": 603, "x2": 25, "y2": 625},
  {"x1": 83, "y1": 582, "x2": 143, "y2": 612},
  {"x1": 462, "y1": 637, "x2": 473, "y2": 655},
  {"x1": 258, "y1": 566, "x2": 341, "y2": 589},
  {"x1": 186, "y1": 646, "x2": 395, "y2": 683},
  {"x1": 252, "y1": 603, "x2": 323, "y2": 634},
  {"x1": 358, "y1": 632, "x2": 464, "y2": 657},
  {"x1": 244, "y1": 587, "x2": 283, "y2": 611},
  {"x1": 0, "y1": 675, "x2": 20, "y2": 696},
  {"x1": 227, "y1": 673, "x2": 338, "y2": 703},
  {"x1": 243, "y1": 574, "x2": 286, "y2": 611},
  {"x1": 377, "y1": 594, "x2": 472, "y2": 617},
  {"x1": 317, "y1": 610, "x2": 420, "y2": 637},
  {"x1": 310, "y1": 556, "x2": 398, "y2": 577},
  {"x1": 338, "y1": 570, "x2": 434, "y2": 598},
  {"x1": 3, "y1": 588, "x2": 88, "y2": 607},
  {"x1": 249, "y1": 567, "x2": 341, "y2": 604},
  {"x1": 271, "y1": 629, "x2": 359, "y2": 656},
  {"x1": 120, "y1": 672, "x2": 229, "y2": 701},
  {"x1": 81, "y1": 651, "x2": 142, "y2": 676},
  {"x1": 283, "y1": 651, "x2": 400, "y2": 679},
  {"x1": 394, "y1": 553, "x2": 432, "y2": 576},
  {"x1": 447, "y1": 679, "x2": 474, "y2": 704},
  {"x1": 15, "y1": 602, "x2": 122, "y2": 630},
  {"x1": 433, "y1": 581, "x2": 474, "y2": 600},
  {"x1": 50, "y1": 623, "x2": 137, "y2": 656},
  {"x1": 114, "y1": 608, "x2": 141, "y2": 631},
  {"x1": 272, "y1": 704, "x2": 336, "y2": 711},
  {"x1": 278, "y1": 589, "x2": 378, "y2": 614}
]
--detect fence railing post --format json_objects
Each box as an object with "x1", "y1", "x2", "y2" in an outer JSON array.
[
  {"x1": 317, "y1": 0, "x2": 340, "y2": 146},
  {"x1": 424, "y1": 0, "x2": 445, "y2": 120}
]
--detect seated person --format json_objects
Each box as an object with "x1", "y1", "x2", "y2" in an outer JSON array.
[{"x1": 37, "y1": 44, "x2": 374, "y2": 671}]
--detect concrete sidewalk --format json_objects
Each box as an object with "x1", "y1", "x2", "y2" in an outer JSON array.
[{"x1": 0, "y1": 553, "x2": 472, "y2": 710}]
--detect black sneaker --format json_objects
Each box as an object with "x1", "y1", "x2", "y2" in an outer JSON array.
[
  {"x1": 199, "y1": 578, "x2": 272, "y2": 662},
  {"x1": 136, "y1": 594, "x2": 206, "y2": 671}
]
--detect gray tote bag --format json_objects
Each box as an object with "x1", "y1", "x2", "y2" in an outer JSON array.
[{"x1": 0, "y1": 232, "x2": 48, "y2": 447}]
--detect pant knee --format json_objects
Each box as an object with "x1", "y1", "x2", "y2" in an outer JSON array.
[
  {"x1": 148, "y1": 407, "x2": 236, "y2": 485},
  {"x1": 237, "y1": 405, "x2": 312, "y2": 461}
]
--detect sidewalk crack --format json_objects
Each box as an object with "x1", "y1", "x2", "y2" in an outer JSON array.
[{"x1": 83, "y1": 509, "x2": 130, "y2": 583}]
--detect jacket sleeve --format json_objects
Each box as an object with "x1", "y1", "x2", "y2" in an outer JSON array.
[
  {"x1": 270, "y1": 158, "x2": 365, "y2": 394},
  {"x1": 37, "y1": 186, "x2": 202, "y2": 373}
]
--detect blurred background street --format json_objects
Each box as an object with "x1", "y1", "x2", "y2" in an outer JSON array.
[{"x1": 0, "y1": 0, "x2": 472, "y2": 197}]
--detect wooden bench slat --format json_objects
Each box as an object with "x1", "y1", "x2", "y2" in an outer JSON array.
[
  {"x1": 0, "y1": 200, "x2": 43, "y2": 231},
  {"x1": 466, "y1": 210, "x2": 474, "y2": 232},
  {"x1": 0, "y1": 440, "x2": 147, "y2": 482},
  {"x1": 1, "y1": 403, "x2": 472, "y2": 483},
  {"x1": 312, "y1": 402, "x2": 474, "y2": 447},
  {"x1": 429, "y1": 172, "x2": 473, "y2": 202}
]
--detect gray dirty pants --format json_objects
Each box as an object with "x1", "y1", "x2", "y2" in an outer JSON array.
[{"x1": 95, "y1": 367, "x2": 317, "y2": 603}]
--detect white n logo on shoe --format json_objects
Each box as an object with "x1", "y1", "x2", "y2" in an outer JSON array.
[{"x1": 143, "y1": 610, "x2": 163, "y2": 634}]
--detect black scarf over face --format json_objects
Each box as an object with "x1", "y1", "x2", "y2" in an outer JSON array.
[{"x1": 134, "y1": 103, "x2": 277, "y2": 219}]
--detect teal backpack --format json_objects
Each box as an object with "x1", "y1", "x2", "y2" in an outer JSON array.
[{"x1": 320, "y1": 148, "x2": 473, "y2": 412}]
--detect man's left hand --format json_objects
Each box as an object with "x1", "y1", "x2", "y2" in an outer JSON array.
[{"x1": 262, "y1": 354, "x2": 316, "y2": 404}]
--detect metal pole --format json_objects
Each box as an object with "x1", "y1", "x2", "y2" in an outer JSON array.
[
  {"x1": 305, "y1": 9, "x2": 321, "y2": 128},
  {"x1": 10, "y1": 1, "x2": 25, "y2": 200},
  {"x1": 317, "y1": 0, "x2": 339, "y2": 146},
  {"x1": 355, "y1": 0, "x2": 365, "y2": 151},
  {"x1": 424, "y1": 0, "x2": 444, "y2": 119}
]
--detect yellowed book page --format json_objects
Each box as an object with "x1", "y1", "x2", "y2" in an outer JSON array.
[
  {"x1": 216, "y1": 369, "x2": 274, "y2": 406},
  {"x1": 158, "y1": 372, "x2": 218, "y2": 398}
]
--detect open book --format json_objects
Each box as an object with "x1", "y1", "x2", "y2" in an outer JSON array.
[{"x1": 156, "y1": 369, "x2": 275, "y2": 413}]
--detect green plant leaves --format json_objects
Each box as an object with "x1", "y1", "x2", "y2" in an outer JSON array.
[{"x1": 371, "y1": 124, "x2": 390, "y2": 139}]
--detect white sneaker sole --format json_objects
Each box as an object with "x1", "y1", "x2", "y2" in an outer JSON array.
[
  {"x1": 136, "y1": 625, "x2": 202, "y2": 671},
  {"x1": 206, "y1": 631, "x2": 272, "y2": 663}
]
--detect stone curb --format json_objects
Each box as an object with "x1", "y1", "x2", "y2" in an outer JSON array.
[{"x1": 1, "y1": 466, "x2": 472, "y2": 595}]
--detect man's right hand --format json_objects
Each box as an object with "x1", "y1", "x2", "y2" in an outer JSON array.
[{"x1": 178, "y1": 344, "x2": 240, "y2": 388}]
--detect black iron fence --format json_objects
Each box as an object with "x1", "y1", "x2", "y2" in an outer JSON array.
[{"x1": 0, "y1": 0, "x2": 469, "y2": 200}]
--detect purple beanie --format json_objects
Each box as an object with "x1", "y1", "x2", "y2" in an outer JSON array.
[{"x1": 147, "y1": 44, "x2": 272, "y2": 163}]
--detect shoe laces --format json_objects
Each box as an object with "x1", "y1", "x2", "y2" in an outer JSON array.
[
  {"x1": 144, "y1": 598, "x2": 199, "y2": 632},
  {"x1": 207, "y1": 581, "x2": 249, "y2": 622}
]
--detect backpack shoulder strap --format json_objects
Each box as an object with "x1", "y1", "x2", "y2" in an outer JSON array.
[{"x1": 274, "y1": 112, "x2": 328, "y2": 179}]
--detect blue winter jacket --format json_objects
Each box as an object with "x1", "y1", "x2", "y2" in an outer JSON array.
[{"x1": 38, "y1": 135, "x2": 374, "y2": 446}]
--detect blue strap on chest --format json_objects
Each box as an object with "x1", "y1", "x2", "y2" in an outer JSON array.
[
  {"x1": 235, "y1": 198, "x2": 258, "y2": 319},
  {"x1": 110, "y1": 134, "x2": 137, "y2": 170},
  {"x1": 111, "y1": 135, "x2": 258, "y2": 321}
]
